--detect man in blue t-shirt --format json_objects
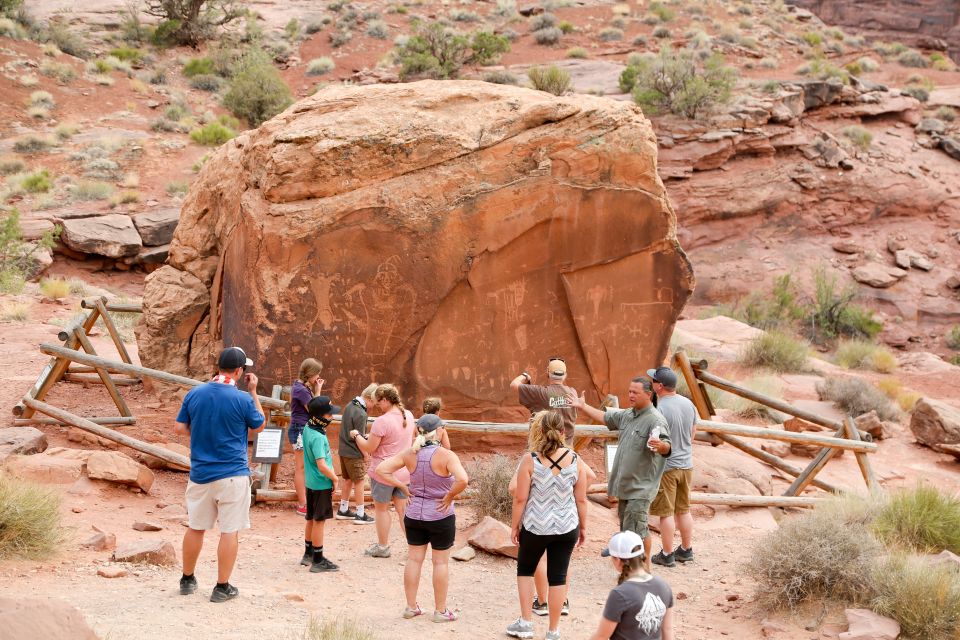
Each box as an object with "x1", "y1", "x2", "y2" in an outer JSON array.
[{"x1": 174, "y1": 346, "x2": 265, "y2": 603}]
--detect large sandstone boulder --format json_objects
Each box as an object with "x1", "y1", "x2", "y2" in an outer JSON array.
[
  {"x1": 132, "y1": 208, "x2": 179, "y2": 246},
  {"x1": 86, "y1": 451, "x2": 155, "y2": 493},
  {"x1": 61, "y1": 214, "x2": 142, "y2": 258},
  {"x1": 138, "y1": 81, "x2": 694, "y2": 417},
  {"x1": 112, "y1": 539, "x2": 177, "y2": 565},
  {"x1": 910, "y1": 397, "x2": 960, "y2": 447},
  {"x1": 468, "y1": 515, "x2": 518, "y2": 558},
  {"x1": 0, "y1": 427, "x2": 47, "y2": 462},
  {"x1": 0, "y1": 598, "x2": 100, "y2": 640},
  {"x1": 838, "y1": 608, "x2": 900, "y2": 640}
]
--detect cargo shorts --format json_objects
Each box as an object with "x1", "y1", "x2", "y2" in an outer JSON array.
[{"x1": 617, "y1": 497, "x2": 651, "y2": 539}]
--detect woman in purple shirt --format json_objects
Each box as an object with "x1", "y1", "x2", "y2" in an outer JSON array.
[
  {"x1": 290, "y1": 358, "x2": 324, "y2": 516},
  {"x1": 377, "y1": 414, "x2": 468, "y2": 623}
]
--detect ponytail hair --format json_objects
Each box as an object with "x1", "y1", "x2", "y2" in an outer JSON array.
[
  {"x1": 375, "y1": 383, "x2": 408, "y2": 429},
  {"x1": 297, "y1": 358, "x2": 322, "y2": 383},
  {"x1": 411, "y1": 426, "x2": 441, "y2": 452},
  {"x1": 528, "y1": 410, "x2": 565, "y2": 459},
  {"x1": 616, "y1": 549, "x2": 646, "y2": 585}
]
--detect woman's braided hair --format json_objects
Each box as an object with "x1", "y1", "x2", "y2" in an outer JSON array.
[
  {"x1": 617, "y1": 551, "x2": 646, "y2": 585},
  {"x1": 528, "y1": 410, "x2": 565, "y2": 459},
  {"x1": 375, "y1": 383, "x2": 407, "y2": 428}
]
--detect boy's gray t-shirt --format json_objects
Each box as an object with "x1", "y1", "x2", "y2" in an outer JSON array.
[
  {"x1": 657, "y1": 394, "x2": 697, "y2": 470},
  {"x1": 602, "y1": 575, "x2": 674, "y2": 640}
]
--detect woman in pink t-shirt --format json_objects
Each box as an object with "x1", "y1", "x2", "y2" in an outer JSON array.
[{"x1": 349, "y1": 383, "x2": 415, "y2": 558}]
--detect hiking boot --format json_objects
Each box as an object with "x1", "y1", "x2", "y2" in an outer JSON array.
[
  {"x1": 561, "y1": 599, "x2": 570, "y2": 616},
  {"x1": 179, "y1": 575, "x2": 197, "y2": 595},
  {"x1": 402, "y1": 604, "x2": 423, "y2": 619},
  {"x1": 364, "y1": 543, "x2": 391, "y2": 558},
  {"x1": 335, "y1": 508, "x2": 357, "y2": 520},
  {"x1": 674, "y1": 545, "x2": 694, "y2": 563},
  {"x1": 651, "y1": 550, "x2": 676, "y2": 568},
  {"x1": 353, "y1": 512, "x2": 375, "y2": 525},
  {"x1": 432, "y1": 608, "x2": 459, "y2": 623},
  {"x1": 506, "y1": 618, "x2": 534, "y2": 639},
  {"x1": 546, "y1": 630, "x2": 561, "y2": 640},
  {"x1": 209, "y1": 583, "x2": 239, "y2": 603},
  {"x1": 309, "y1": 557, "x2": 339, "y2": 573},
  {"x1": 532, "y1": 597, "x2": 548, "y2": 617}
]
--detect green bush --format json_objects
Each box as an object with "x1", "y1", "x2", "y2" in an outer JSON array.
[
  {"x1": 873, "y1": 485, "x2": 960, "y2": 554},
  {"x1": 558, "y1": 20, "x2": 574, "y2": 34},
  {"x1": 0, "y1": 474, "x2": 62, "y2": 560},
  {"x1": 901, "y1": 85, "x2": 930, "y2": 102},
  {"x1": 566, "y1": 47, "x2": 587, "y2": 59},
  {"x1": 533, "y1": 27, "x2": 562, "y2": 45},
  {"x1": 816, "y1": 377, "x2": 899, "y2": 421},
  {"x1": 223, "y1": 48, "x2": 293, "y2": 126},
  {"x1": 835, "y1": 340, "x2": 897, "y2": 373},
  {"x1": 184, "y1": 57, "x2": 215, "y2": 77},
  {"x1": 621, "y1": 46, "x2": 736, "y2": 119},
  {"x1": 189, "y1": 121, "x2": 236, "y2": 146},
  {"x1": 947, "y1": 325, "x2": 960, "y2": 350},
  {"x1": 527, "y1": 65, "x2": 571, "y2": 96},
  {"x1": 0, "y1": 210, "x2": 59, "y2": 294},
  {"x1": 806, "y1": 266, "x2": 882, "y2": 343},
  {"x1": 897, "y1": 49, "x2": 929, "y2": 68},
  {"x1": 739, "y1": 330, "x2": 809, "y2": 373},
  {"x1": 652, "y1": 26, "x2": 671, "y2": 39},
  {"x1": 13, "y1": 135, "x2": 54, "y2": 154},
  {"x1": 366, "y1": 20, "x2": 389, "y2": 39},
  {"x1": 467, "y1": 454, "x2": 517, "y2": 523},
  {"x1": 306, "y1": 57, "x2": 335, "y2": 76},
  {"x1": 20, "y1": 169, "x2": 52, "y2": 193},
  {"x1": 109, "y1": 46, "x2": 143, "y2": 63},
  {"x1": 599, "y1": 27, "x2": 623, "y2": 41},
  {"x1": 842, "y1": 125, "x2": 872, "y2": 151},
  {"x1": 870, "y1": 554, "x2": 960, "y2": 640},
  {"x1": 45, "y1": 20, "x2": 89, "y2": 58},
  {"x1": 529, "y1": 12, "x2": 557, "y2": 31},
  {"x1": 802, "y1": 30, "x2": 823, "y2": 47},
  {"x1": 0, "y1": 0, "x2": 23, "y2": 18},
  {"x1": 146, "y1": 1, "x2": 244, "y2": 47},
  {"x1": 40, "y1": 60, "x2": 76, "y2": 83},
  {"x1": 70, "y1": 180, "x2": 114, "y2": 201},
  {"x1": 189, "y1": 74, "x2": 221, "y2": 91},
  {"x1": 937, "y1": 106, "x2": 957, "y2": 122},
  {"x1": 483, "y1": 70, "x2": 519, "y2": 85},
  {"x1": 396, "y1": 23, "x2": 509, "y2": 80},
  {"x1": 649, "y1": 1, "x2": 674, "y2": 22}
]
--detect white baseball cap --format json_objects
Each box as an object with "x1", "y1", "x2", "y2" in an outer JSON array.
[{"x1": 600, "y1": 531, "x2": 645, "y2": 559}]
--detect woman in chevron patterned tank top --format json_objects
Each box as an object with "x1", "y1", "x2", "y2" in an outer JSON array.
[{"x1": 507, "y1": 410, "x2": 589, "y2": 640}]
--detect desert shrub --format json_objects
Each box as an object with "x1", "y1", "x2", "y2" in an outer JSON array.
[
  {"x1": 799, "y1": 56, "x2": 850, "y2": 84},
  {"x1": 599, "y1": 27, "x2": 623, "y2": 41},
  {"x1": 109, "y1": 46, "x2": 143, "y2": 63},
  {"x1": 467, "y1": 454, "x2": 517, "y2": 523},
  {"x1": 649, "y1": 1, "x2": 674, "y2": 22},
  {"x1": 54, "y1": 123, "x2": 78, "y2": 140},
  {"x1": 166, "y1": 181, "x2": 189, "y2": 196},
  {"x1": 145, "y1": 0, "x2": 244, "y2": 46},
  {"x1": 306, "y1": 57, "x2": 335, "y2": 76},
  {"x1": 189, "y1": 121, "x2": 236, "y2": 146},
  {"x1": 0, "y1": 16, "x2": 22, "y2": 37},
  {"x1": 0, "y1": 157, "x2": 24, "y2": 175},
  {"x1": 366, "y1": 20, "x2": 389, "y2": 39},
  {"x1": 566, "y1": 47, "x2": 587, "y2": 59},
  {"x1": 0, "y1": 301, "x2": 29, "y2": 322},
  {"x1": 20, "y1": 169, "x2": 52, "y2": 194},
  {"x1": 870, "y1": 554, "x2": 960, "y2": 640},
  {"x1": 897, "y1": 391, "x2": 920, "y2": 412},
  {"x1": 0, "y1": 210, "x2": 59, "y2": 294},
  {"x1": 937, "y1": 106, "x2": 957, "y2": 122},
  {"x1": 45, "y1": 19, "x2": 89, "y2": 58},
  {"x1": 817, "y1": 377, "x2": 899, "y2": 421},
  {"x1": 739, "y1": 330, "x2": 809, "y2": 373},
  {"x1": 527, "y1": 65, "x2": 571, "y2": 96},
  {"x1": 842, "y1": 125, "x2": 872, "y2": 151},
  {"x1": 483, "y1": 70, "x2": 518, "y2": 85},
  {"x1": 449, "y1": 9, "x2": 480, "y2": 22},
  {"x1": 748, "y1": 494, "x2": 881, "y2": 608},
  {"x1": 652, "y1": 26, "x2": 670, "y2": 39},
  {"x1": 713, "y1": 375, "x2": 783, "y2": 422},
  {"x1": 0, "y1": 474, "x2": 62, "y2": 560},
  {"x1": 223, "y1": 48, "x2": 293, "y2": 126},
  {"x1": 70, "y1": 180, "x2": 114, "y2": 201},
  {"x1": 897, "y1": 49, "x2": 929, "y2": 68},
  {"x1": 396, "y1": 23, "x2": 509, "y2": 80},
  {"x1": 39, "y1": 277, "x2": 70, "y2": 299},
  {"x1": 13, "y1": 135, "x2": 54, "y2": 154},
  {"x1": 529, "y1": 12, "x2": 557, "y2": 31},
  {"x1": 533, "y1": 26, "x2": 562, "y2": 45},
  {"x1": 284, "y1": 17, "x2": 300, "y2": 41},
  {"x1": 802, "y1": 30, "x2": 823, "y2": 47},
  {"x1": 298, "y1": 616, "x2": 375, "y2": 640},
  {"x1": 835, "y1": 340, "x2": 897, "y2": 373},
  {"x1": 29, "y1": 90, "x2": 54, "y2": 109},
  {"x1": 620, "y1": 46, "x2": 736, "y2": 119},
  {"x1": 806, "y1": 266, "x2": 882, "y2": 343},
  {"x1": 84, "y1": 158, "x2": 120, "y2": 179},
  {"x1": 946, "y1": 325, "x2": 960, "y2": 350},
  {"x1": 189, "y1": 74, "x2": 221, "y2": 91},
  {"x1": 40, "y1": 60, "x2": 76, "y2": 83},
  {"x1": 901, "y1": 85, "x2": 929, "y2": 102},
  {"x1": 873, "y1": 485, "x2": 960, "y2": 554},
  {"x1": 328, "y1": 29, "x2": 352, "y2": 47},
  {"x1": 184, "y1": 56, "x2": 215, "y2": 77},
  {"x1": 558, "y1": 20, "x2": 574, "y2": 34}
]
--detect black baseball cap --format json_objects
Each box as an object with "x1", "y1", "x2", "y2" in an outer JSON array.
[
  {"x1": 308, "y1": 395, "x2": 341, "y2": 418},
  {"x1": 218, "y1": 347, "x2": 253, "y2": 370},
  {"x1": 416, "y1": 414, "x2": 443, "y2": 433},
  {"x1": 647, "y1": 366, "x2": 678, "y2": 389}
]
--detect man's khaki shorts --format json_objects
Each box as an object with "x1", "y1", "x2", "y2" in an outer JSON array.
[
  {"x1": 339, "y1": 455, "x2": 367, "y2": 483},
  {"x1": 185, "y1": 476, "x2": 251, "y2": 533},
  {"x1": 649, "y1": 468, "x2": 693, "y2": 517},
  {"x1": 618, "y1": 498, "x2": 651, "y2": 539}
]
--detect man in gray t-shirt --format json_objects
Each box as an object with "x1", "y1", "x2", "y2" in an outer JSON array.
[{"x1": 647, "y1": 367, "x2": 698, "y2": 568}]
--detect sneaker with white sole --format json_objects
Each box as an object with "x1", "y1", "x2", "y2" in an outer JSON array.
[
  {"x1": 363, "y1": 543, "x2": 391, "y2": 558},
  {"x1": 353, "y1": 512, "x2": 375, "y2": 525},
  {"x1": 402, "y1": 604, "x2": 423, "y2": 619},
  {"x1": 432, "y1": 609, "x2": 458, "y2": 623},
  {"x1": 674, "y1": 545, "x2": 694, "y2": 563},
  {"x1": 506, "y1": 618, "x2": 534, "y2": 639},
  {"x1": 546, "y1": 630, "x2": 561, "y2": 640},
  {"x1": 561, "y1": 599, "x2": 570, "y2": 616},
  {"x1": 532, "y1": 597, "x2": 548, "y2": 617},
  {"x1": 335, "y1": 508, "x2": 357, "y2": 520}
]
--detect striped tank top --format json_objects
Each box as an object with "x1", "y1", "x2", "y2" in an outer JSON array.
[{"x1": 522, "y1": 450, "x2": 579, "y2": 535}]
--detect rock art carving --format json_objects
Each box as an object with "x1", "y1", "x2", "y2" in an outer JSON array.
[{"x1": 137, "y1": 80, "x2": 694, "y2": 421}]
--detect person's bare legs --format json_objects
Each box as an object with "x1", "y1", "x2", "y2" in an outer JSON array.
[
  {"x1": 517, "y1": 576, "x2": 535, "y2": 620},
  {"x1": 352, "y1": 477, "x2": 365, "y2": 509},
  {"x1": 393, "y1": 496, "x2": 407, "y2": 536},
  {"x1": 658, "y1": 515, "x2": 676, "y2": 553},
  {"x1": 405, "y1": 544, "x2": 428, "y2": 609},
  {"x1": 216, "y1": 531, "x2": 239, "y2": 583},
  {"x1": 643, "y1": 535, "x2": 652, "y2": 574},
  {"x1": 546, "y1": 584, "x2": 567, "y2": 633},
  {"x1": 182, "y1": 528, "x2": 204, "y2": 575},
  {"x1": 294, "y1": 450, "x2": 306, "y2": 508},
  {"x1": 677, "y1": 512, "x2": 694, "y2": 550},
  {"x1": 340, "y1": 478, "x2": 354, "y2": 511},
  {"x1": 432, "y1": 547, "x2": 451, "y2": 613},
  {"x1": 374, "y1": 502, "x2": 391, "y2": 546},
  {"x1": 534, "y1": 559, "x2": 548, "y2": 604},
  {"x1": 310, "y1": 520, "x2": 325, "y2": 551}
]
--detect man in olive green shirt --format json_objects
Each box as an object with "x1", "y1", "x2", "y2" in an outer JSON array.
[{"x1": 567, "y1": 376, "x2": 670, "y2": 572}]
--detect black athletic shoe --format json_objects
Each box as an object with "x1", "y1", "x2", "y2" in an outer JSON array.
[
  {"x1": 651, "y1": 551, "x2": 676, "y2": 567},
  {"x1": 310, "y1": 558, "x2": 340, "y2": 573},
  {"x1": 210, "y1": 583, "x2": 239, "y2": 602},
  {"x1": 335, "y1": 508, "x2": 357, "y2": 520},
  {"x1": 179, "y1": 575, "x2": 197, "y2": 595},
  {"x1": 300, "y1": 551, "x2": 312, "y2": 567},
  {"x1": 561, "y1": 599, "x2": 570, "y2": 616},
  {"x1": 674, "y1": 545, "x2": 694, "y2": 563},
  {"x1": 532, "y1": 597, "x2": 548, "y2": 617}
]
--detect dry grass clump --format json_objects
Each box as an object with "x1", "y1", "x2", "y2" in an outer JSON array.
[
  {"x1": 748, "y1": 494, "x2": 880, "y2": 608},
  {"x1": 872, "y1": 485, "x2": 960, "y2": 554},
  {"x1": 835, "y1": 340, "x2": 897, "y2": 373},
  {"x1": 817, "y1": 377, "x2": 899, "y2": 421},
  {"x1": 739, "y1": 330, "x2": 809, "y2": 373},
  {"x1": 0, "y1": 301, "x2": 29, "y2": 322},
  {"x1": 467, "y1": 453, "x2": 518, "y2": 523},
  {"x1": 870, "y1": 554, "x2": 960, "y2": 640},
  {"x1": 527, "y1": 65, "x2": 571, "y2": 96},
  {"x1": 0, "y1": 474, "x2": 63, "y2": 560},
  {"x1": 39, "y1": 277, "x2": 70, "y2": 300},
  {"x1": 714, "y1": 375, "x2": 783, "y2": 423},
  {"x1": 296, "y1": 617, "x2": 375, "y2": 640}
]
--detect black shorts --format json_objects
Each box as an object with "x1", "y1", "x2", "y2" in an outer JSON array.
[
  {"x1": 306, "y1": 488, "x2": 333, "y2": 521},
  {"x1": 404, "y1": 514, "x2": 456, "y2": 550}
]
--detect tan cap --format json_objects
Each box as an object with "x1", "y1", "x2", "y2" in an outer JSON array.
[{"x1": 547, "y1": 359, "x2": 567, "y2": 378}]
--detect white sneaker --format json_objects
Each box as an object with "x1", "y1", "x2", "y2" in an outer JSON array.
[{"x1": 506, "y1": 618, "x2": 534, "y2": 639}]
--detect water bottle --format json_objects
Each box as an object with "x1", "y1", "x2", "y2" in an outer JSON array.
[{"x1": 648, "y1": 425, "x2": 660, "y2": 450}]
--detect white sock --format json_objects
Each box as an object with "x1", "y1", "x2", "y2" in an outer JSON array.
[
  {"x1": 339, "y1": 500, "x2": 349, "y2": 512},
  {"x1": 356, "y1": 504, "x2": 365, "y2": 517}
]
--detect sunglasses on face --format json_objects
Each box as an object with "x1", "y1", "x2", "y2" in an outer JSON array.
[{"x1": 548, "y1": 357, "x2": 565, "y2": 363}]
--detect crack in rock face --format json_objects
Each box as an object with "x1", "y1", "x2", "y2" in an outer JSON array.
[{"x1": 138, "y1": 80, "x2": 694, "y2": 419}]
